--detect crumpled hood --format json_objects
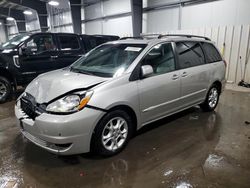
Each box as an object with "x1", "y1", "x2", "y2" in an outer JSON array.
[{"x1": 25, "y1": 69, "x2": 109, "y2": 103}]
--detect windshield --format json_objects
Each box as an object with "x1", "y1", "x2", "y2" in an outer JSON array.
[
  {"x1": 0, "y1": 34, "x2": 30, "y2": 49},
  {"x1": 70, "y1": 43, "x2": 146, "y2": 78}
]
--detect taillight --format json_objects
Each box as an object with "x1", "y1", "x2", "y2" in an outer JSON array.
[{"x1": 223, "y1": 60, "x2": 227, "y2": 67}]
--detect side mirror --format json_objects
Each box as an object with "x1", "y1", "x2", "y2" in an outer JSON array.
[{"x1": 141, "y1": 65, "x2": 153, "y2": 78}]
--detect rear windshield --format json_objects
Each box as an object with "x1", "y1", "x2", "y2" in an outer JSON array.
[
  {"x1": 201, "y1": 42, "x2": 222, "y2": 63},
  {"x1": 70, "y1": 43, "x2": 146, "y2": 78}
]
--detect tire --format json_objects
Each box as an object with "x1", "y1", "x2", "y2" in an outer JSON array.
[
  {"x1": 200, "y1": 84, "x2": 220, "y2": 112},
  {"x1": 0, "y1": 76, "x2": 12, "y2": 103},
  {"x1": 91, "y1": 110, "x2": 133, "y2": 157}
]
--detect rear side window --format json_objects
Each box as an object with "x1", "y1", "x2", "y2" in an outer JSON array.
[
  {"x1": 58, "y1": 35, "x2": 80, "y2": 50},
  {"x1": 176, "y1": 42, "x2": 205, "y2": 69},
  {"x1": 201, "y1": 42, "x2": 222, "y2": 63}
]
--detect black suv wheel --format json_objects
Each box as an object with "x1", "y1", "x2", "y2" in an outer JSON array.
[{"x1": 0, "y1": 76, "x2": 12, "y2": 103}]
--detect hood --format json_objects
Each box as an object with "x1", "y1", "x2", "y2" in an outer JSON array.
[{"x1": 25, "y1": 69, "x2": 109, "y2": 103}]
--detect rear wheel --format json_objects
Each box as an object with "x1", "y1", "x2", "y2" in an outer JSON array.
[
  {"x1": 91, "y1": 110, "x2": 133, "y2": 157},
  {"x1": 0, "y1": 76, "x2": 12, "y2": 103},
  {"x1": 200, "y1": 84, "x2": 220, "y2": 112}
]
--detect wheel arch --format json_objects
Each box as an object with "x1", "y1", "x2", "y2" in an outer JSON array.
[
  {"x1": 211, "y1": 80, "x2": 222, "y2": 94},
  {"x1": 107, "y1": 105, "x2": 138, "y2": 134}
]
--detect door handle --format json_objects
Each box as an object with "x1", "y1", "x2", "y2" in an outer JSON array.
[
  {"x1": 172, "y1": 74, "x2": 179, "y2": 80},
  {"x1": 51, "y1": 55, "x2": 58, "y2": 59},
  {"x1": 182, "y1": 72, "x2": 188, "y2": 77}
]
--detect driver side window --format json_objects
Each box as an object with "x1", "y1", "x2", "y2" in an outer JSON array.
[
  {"x1": 24, "y1": 35, "x2": 56, "y2": 55},
  {"x1": 141, "y1": 43, "x2": 176, "y2": 76}
]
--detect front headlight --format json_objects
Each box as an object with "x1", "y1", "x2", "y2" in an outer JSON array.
[{"x1": 46, "y1": 91, "x2": 93, "y2": 114}]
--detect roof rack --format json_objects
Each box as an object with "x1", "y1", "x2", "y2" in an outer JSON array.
[
  {"x1": 140, "y1": 33, "x2": 160, "y2": 39},
  {"x1": 119, "y1": 37, "x2": 143, "y2": 40},
  {"x1": 158, "y1": 34, "x2": 211, "y2": 41}
]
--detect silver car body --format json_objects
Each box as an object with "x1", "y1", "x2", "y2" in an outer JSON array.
[{"x1": 15, "y1": 37, "x2": 226, "y2": 155}]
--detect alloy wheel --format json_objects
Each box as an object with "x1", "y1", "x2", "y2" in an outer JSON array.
[
  {"x1": 208, "y1": 88, "x2": 218, "y2": 108},
  {"x1": 102, "y1": 117, "x2": 128, "y2": 152}
]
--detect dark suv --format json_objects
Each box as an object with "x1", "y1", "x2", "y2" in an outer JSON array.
[{"x1": 0, "y1": 33, "x2": 119, "y2": 103}]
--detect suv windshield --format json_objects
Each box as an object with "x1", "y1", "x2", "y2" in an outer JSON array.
[
  {"x1": 0, "y1": 34, "x2": 30, "y2": 49},
  {"x1": 70, "y1": 43, "x2": 146, "y2": 77}
]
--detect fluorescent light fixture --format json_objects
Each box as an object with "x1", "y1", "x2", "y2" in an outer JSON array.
[
  {"x1": 48, "y1": 1, "x2": 59, "y2": 6},
  {"x1": 23, "y1": 10, "x2": 33, "y2": 15},
  {"x1": 6, "y1": 17, "x2": 14, "y2": 21}
]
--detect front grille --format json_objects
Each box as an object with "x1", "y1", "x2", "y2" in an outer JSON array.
[{"x1": 20, "y1": 93, "x2": 43, "y2": 120}]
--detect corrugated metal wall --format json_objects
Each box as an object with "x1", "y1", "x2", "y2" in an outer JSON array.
[{"x1": 81, "y1": 0, "x2": 133, "y2": 37}]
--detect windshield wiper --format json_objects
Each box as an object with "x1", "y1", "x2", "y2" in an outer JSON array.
[{"x1": 70, "y1": 67, "x2": 94, "y2": 76}]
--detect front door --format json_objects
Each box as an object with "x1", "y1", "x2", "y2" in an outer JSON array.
[
  {"x1": 138, "y1": 42, "x2": 181, "y2": 124},
  {"x1": 19, "y1": 34, "x2": 58, "y2": 82}
]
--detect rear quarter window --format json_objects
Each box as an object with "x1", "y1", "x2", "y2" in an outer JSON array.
[
  {"x1": 201, "y1": 42, "x2": 222, "y2": 63},
  {"x1": 58, "y1": 35, "x2": 80, "y2": 50}
]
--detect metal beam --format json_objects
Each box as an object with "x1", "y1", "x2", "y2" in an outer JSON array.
[
  {"x1": 7, "y1": 0, "x2": 48, "y2": 32},
  {"x1": 143, "y1": 0, "x2": 219, "y2": 12},
  {"x1": 70, "y1": 0, "x2": 82, "y2": 34},
  {"x1": 81, "y1": 12, "x2": 131, "y2": 23},
  {"x1": 0, "y1": 7, "x2": 26, "y2": 33},
  {"x1": 131, "y1": 0, "x2": 142, "y2": 37},
  {"x1": 0, "y1": 17, "x2": 8, "y2": 42}
]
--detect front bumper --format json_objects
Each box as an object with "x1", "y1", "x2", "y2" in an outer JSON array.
[{"x1": 15, "y1": 104, "x2": 105, "y2": 155}]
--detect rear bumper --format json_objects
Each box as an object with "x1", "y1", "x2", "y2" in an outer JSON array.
[{"x1": 15, "y1": 104, "x2": 105, "y2": 155}]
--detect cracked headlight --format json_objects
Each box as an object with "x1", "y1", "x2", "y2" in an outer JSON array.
[{"x1": 46, "y1": 91, "x2": 93, "y2": 114}]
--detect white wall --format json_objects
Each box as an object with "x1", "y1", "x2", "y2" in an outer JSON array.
[
  {"x1": 26, "y1": 20, "x2": 41, "y2": 33},
  {"x1": 143, "y1": 7, "x2": 179, "y2": 33},
  {"x1": 181, "y1": 0, "x2": 250, "y2": 29},
  {"x1": 7, "y1": 20, "x2": 18, "y2": 39},
  {"x1": 0, "y1": 19, "x2": 7, "y2": 44},
  {"x1": 82, "y1": 0, "x2": 132, "y2": 37},
  {"x1": 47, "y1": 0, "x2": 73, "y2": 33},
  {"x1": 143, "y1": 0, "x2": 250, "y2": 32}
]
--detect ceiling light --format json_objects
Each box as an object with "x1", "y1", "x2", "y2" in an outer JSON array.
[
  {"x1": 0, "y1": 22, "x2": 2, "y2": 25},
  {"x1": 23, "y1": 10, "x2": 33, "y2": 15},
  {"x1": 6, "y1": 17, "x2": 14, "y2": 21},
  {"x1": 48, "y1": 1, "x2": 59, "y2": 6}
]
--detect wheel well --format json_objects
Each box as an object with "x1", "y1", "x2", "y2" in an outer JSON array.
[
  {"x1": 0, "y1": 68, "x2": 14, "y2": 84},
  {"x1": 108, "y1": 105, "x2": 138, "y2": 134},
  {"x1": 213, "y1": 81, "x2": 222, "y2": 94}
]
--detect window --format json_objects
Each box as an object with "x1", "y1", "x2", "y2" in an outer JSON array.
[
  {"x1": 25, "y1": 35, "x2": 55, "y2": 54},
  {"x1": 176, "y1": 42, "x2": 205, "y2": 69},
  {"x1": 58, "y1": 35, "x2": 80, "y2": 50},
  {"x1": 141, "y1": 43, "x2": 176, "y2": 76},
  {"x1": 201, "y1": 42, "x2": 222, "y2": 63}
]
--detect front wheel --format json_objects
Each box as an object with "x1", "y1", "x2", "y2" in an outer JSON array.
[
  {"x1": 200, "y1": 85, "x2": 220, "y2": 112},
  {"x1": 91, "y1": 110, "x2": 133, "y2": 157},
  {"x1": 0, "y1": 76, "x2": 12, "y2": 103}
]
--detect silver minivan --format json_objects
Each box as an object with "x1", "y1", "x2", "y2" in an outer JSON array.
[{"x1": 15, "y1": 35, "x2": 226, "y2": 156}]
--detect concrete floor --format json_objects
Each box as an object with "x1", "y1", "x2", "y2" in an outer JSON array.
[{"x1": 0, "y1": 89, "x2": 250, "y2": 188}]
